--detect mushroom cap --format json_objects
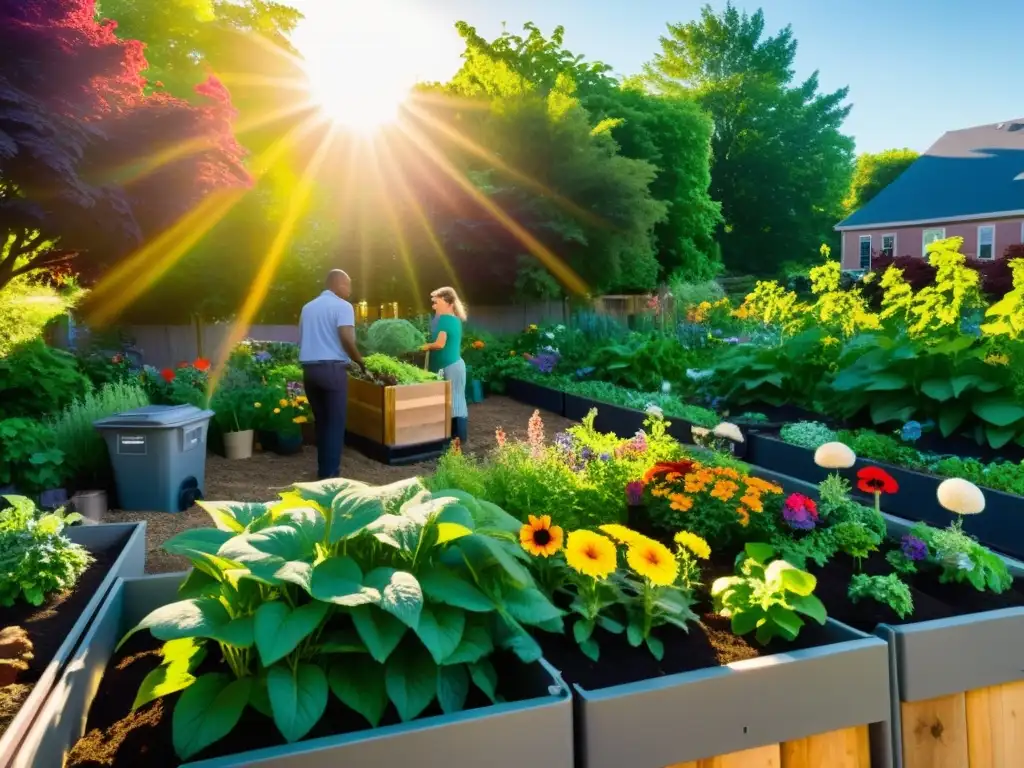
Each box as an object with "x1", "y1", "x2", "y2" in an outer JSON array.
[
  {"x1": 713, "y1": 422, "x2": 745, "y2": 443},
  {"x1": 814, "y1": 441, "x2": 856, "y2": 469},
  {"x1": 936, "y1": 477, "x2": 985, "y2": 515},
  {"x1": 691, "y1": 426, "x2": 710, "y2": 439}
]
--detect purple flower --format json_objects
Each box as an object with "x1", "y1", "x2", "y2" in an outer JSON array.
[
  {"x1": 599, "y1": 452, "x2": 611, "y2": 462},
  {"x1": 528, "y1": 352, "x2": 559, "y2": 374},
  {"x1": 254, "y1": 351, "x2": 272, "y2": 363},
  {"x1": 581, "y1": 447, "x2": 594, "y2": 462},
  {"x1": 901, "y1": 535, "x2": 928, "y2": 562},
  {"x1": 625, "y1": 481, "x2": 643, "y2": 506},
  {"x1": 554, "y1": 432, "x2": 574, "y2": 453},
  {"x1": 782, "y1": 493, "x2": 819, "y2": 531}
]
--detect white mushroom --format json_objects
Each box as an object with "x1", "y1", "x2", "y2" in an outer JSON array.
[
  {"x1": 937, "y1": 478, "x2": 985, "y2": 515},
  {"x1": 813, "y1": 441, "x2": 856, "y2": 469},
  {"x1": 713, "y1": 422, "x2": 745, "y2": 443},
  {"x1": 691, "y1": 426, "x2": 710, "y2": 440}
]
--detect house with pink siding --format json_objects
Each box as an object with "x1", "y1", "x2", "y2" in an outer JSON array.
[{"x1": 836, "y1": 119, "x2": 1024, "y2": 270}]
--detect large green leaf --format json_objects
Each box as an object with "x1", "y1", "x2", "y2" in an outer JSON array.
[
  {"x1": 254, "y1": 601, "x2": 330, "y2": 666},
  {"x1": 869, "y1": 398, "x2": 916, "y2": 426},
  {"x1": 496, "y1": 616, "x2": 542, "y2": 663},
  {"x1": 218, "y1": 525, "x2": 313, "y2": 565},
  {"x1": 457, "y1": 535, "x2": 531, "y2": 585},
  {"x1": 939, "y1": 402, "x2": 969, "y2": 437},
  {"x1": 414, "y1": 603, "x2": 466, "y2": 663},
  {"x1": 132, "y1": 638, "x2": 206, "y2": 711},
  {"x1": 365, "y1": 568, "x2": 423, "y2": 629},
  {"x1": 468, "y1": 659, "x2": 498, "y2": 703},
  {"x1": 972, "y1": 398, "x2": 1024, "y2": 428},
  {"x1": 289, "y1": 478, "x2": 363, "y2": 510},
  {"x1": 197, "y1": 501, "x2": 271, "y2": 533},
  {"x1": 267, "y1": 663, "x2": 329, "y2": 743},
  {"x1": 951, "y1": 374, "x2": 982, "y2": 398},
  {"x1": 351, "y1": 605, "x2": 408, "y2": 663},
  {"x1": 789, "y1": 594, "x2": 827, "y2": 624},
  {"x1": 767, "y1": 605, "x2": 803, "y2": 639},
  {"x1": 442, "y1": 617, "x2": 494, "y2": 665},
  {"x1": 775, "y1": 565, "x2": 816, "y2": 597},
  {"x1": 328, "y1": 660, "x2": 388, "y2": 726},
  {"x1": 123, "y1": 598, "x2": 230, "y2": 648},
  {"x1": 436, "y1": 664, "x2": 470, "y2": 714},
  {"x1": 920, "y1": 378, "x2": 955, "y2": 402},
  {"x1": 210, "y1": 616, "x2": 255, "y2": 648},
  {"x1": 985, "y1": 424, "x2": 1019, "y2": 449},
  {"x1": 368, "y1": 513, "x2": 423, "y2": 552},
  {"x1": 434, "y1": 504, "x2": 476, "y2": 545},
  {"x1": 865, "y1": 373, "x2": 908, "y2": 391},
  {"x1": 172, "y1": 673, "x2": 252, "y2": 760},
  {"x1": 163, "y1": 529, "x2": 235, "y2": 559},
  {"x1": 329, "y1": 485, "x2": 387, "y2": 543},
  {"x1": 309, "y1": 557, "x2": 379, "y2": 607},
  {"x1": 245, "y1": 560, "x2": 313, "y2": 593},
  {"x1": 500, "y1": 587, "x2": 563, "y2": 627},
  {"x1": 418, "y1": 565, "x2": 495, "y2": 612},
  {"x1": 384, "y1": 643, "x2": 437, "y2": 722},
  {"x1": 273, "y1": 506, "x2": 326, "y2": 550}
]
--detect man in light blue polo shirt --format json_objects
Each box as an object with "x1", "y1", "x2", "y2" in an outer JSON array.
[{"x1": 299, "y1": 270, "x2": 366, "y2": 479}]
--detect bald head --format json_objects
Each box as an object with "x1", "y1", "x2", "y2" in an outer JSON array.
[{"x1": 326, "y1": 269, "x2": 351, "y2": 299}]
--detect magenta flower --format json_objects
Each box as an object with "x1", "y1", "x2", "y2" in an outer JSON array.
[
  {"x1": 782, "y1": 493, "x2": 819, "y2": 531},
  {"x1": 625, "y1": 480, "x2": 644, "y2": 506}
]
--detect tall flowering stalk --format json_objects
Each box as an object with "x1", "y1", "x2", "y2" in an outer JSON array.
[{"x1": 527, "y1": 410, "x2": 545, "y2": 458}]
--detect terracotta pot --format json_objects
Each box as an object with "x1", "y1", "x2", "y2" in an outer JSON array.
[
  {"x1": 71, "y1": 490, "x2": 107, "y2": 523},
  {"x1": 223, "y1": 429, "x2": 254, "y2": 460}
]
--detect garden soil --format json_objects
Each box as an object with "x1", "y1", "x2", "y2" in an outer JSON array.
[
  {"x1": 0, "y1": 534, "x2": 128, "y2": 737},
  {"x1": 102, "y1": 397, "x2": 573, "y2": 574}
]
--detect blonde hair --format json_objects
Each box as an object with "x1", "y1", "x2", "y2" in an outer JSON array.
[{"x1": 431, "y1": 286, "x2": 467, "y2": 321}]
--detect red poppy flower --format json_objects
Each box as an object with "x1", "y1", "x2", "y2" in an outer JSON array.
[
  {"x1": 857, "y1": 466, "x2": 898, "y2": 495},
  {"x1": 193, "y1": 357, "x2": 211, "y2": 372},
  {"x1": 642, "y1": 460, "x2": 696, "y2": 485},
  {"x1": 160, "y1": 368, "x2": 175, "y2": 383}
]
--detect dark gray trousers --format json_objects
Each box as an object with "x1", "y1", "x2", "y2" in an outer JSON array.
[{"x1": 302, "y1": 361, "x2": 349, "y2": 479}]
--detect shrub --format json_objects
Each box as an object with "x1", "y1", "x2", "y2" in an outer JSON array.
[
  {"x1": 50, "y1": 382, "x2": 150, "y2": 488},
  {"x1": 0, "y1": 419, "x2": 65, "y2": 493},
  {"x1": 0, "y1": 277, "x2": 78, "y2": 358},
  {"x1": 0, "y1": 340, "x2": 92, "y2": 420},
  {"x1": 668, "y1": 277, "x2": 726, "y2": 311},
  {"x1": 780, "y1": 421, "x2": 838, "y2": 450},
  {"x1": 365, "y1": 319, "x2": 426, "y2": 357}
]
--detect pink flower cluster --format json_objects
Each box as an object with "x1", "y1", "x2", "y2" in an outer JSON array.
[{"x1": 527, "y1": 410, "x2": 545, "y2": 458}]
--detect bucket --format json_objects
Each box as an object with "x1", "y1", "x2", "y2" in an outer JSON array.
[
  {"x1": 71, "y1": 490, "x2": 108, "y2": 523},
  {"x1": 223, "y1": 429, "x2": 254, "y2": 460}
]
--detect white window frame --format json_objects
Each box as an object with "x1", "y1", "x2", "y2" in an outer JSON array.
[
  {"x1": 881, "y1": 233, "x2": 896, "y2": 259},
  {"x1": 977, "y1": 225, "x2": 995, "y2": 260},
  {"x1": 1020, "y1": 221, "x2": 1024, "y2": 244},
  {"x1": 858, "y1": 235, "x2": 872, "y2": 269},
  {"x1": 922, "y1": 228, "x2": 946, "y2": 257}
]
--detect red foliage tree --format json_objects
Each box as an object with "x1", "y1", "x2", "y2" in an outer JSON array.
[{"x1": 0, "y1": 0, "x2": 250, "y2": 291}]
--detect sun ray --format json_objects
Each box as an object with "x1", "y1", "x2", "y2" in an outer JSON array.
[
  {"x1": 207, "y1": 125, "x2": 339, "y2": 394},
  {"x1": 399, "y1": 121, "x2": 590, "y2": 297}
]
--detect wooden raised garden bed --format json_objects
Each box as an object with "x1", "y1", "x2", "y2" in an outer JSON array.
[
  {"x1": 744, "y1": 431, "x2": 1024, "y2": 561},
  {"x1": 16, "y1": 572, "x2": 575, "y2": 768},
  {"x1": 345, "y1": 377, "x2": 452, "y2": 465},
  {"x1": 0, "y1": 522, "x2": 146, "y2": 768}
]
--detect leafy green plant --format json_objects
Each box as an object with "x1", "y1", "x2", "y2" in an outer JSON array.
[
  {"x1": 365, "y1": 319, "x2": 426, "y2": 358},
  {"x1": 0, "y1": 339, "x2": 92, "y2": 420},
  {"x1": 0, "y1": 419, "x2": 65, "y2": 493},
  {"x1": 779, "y1": 421, "x2": 837, "y2": 450},
  {"x1": 907, "y1": 522, "x2": 1012, "y2": 593},
  {"x1": 847, "y1": 573, "x2": 914, "y2": 619},
  {"x1": 711, "y1": 542, "x2": 827, "y2": 644},
  {"x1": 0, "y1": 495, "x2": 91, "y2": 606},
  {"x1": 558, "y1": 379, "x2": 718, "y2": 427},
  {"x1": 356, "y1": 354, "x2": 441, "y2": 386},
  {"x1": 49, "y1": 381, "x2": 150, "y2": 487},
  {"x1": 124, "y1": 478, "x2": 562, "y2": 760},
  {"x1": 0, "y1": 276, "x2": 78, "y2": 357}
]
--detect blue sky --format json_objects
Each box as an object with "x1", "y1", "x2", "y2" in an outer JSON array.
[{"x1": 292, "y1": 0, "x2": 1022, "y2": 155}]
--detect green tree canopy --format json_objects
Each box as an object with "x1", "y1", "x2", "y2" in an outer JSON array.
[
  {"x1": 644, "y1": 3, "x2": 855, "y2": 275},
  {"x1": 843, "y1": 148, "x2": 919, "y2": 215}
]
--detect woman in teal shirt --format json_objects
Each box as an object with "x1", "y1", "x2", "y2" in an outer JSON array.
[{"x1": 422, "y1": 286, "x2": 468, "y2": 445}]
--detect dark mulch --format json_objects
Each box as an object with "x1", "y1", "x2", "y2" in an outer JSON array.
[
  {"x1": 0, "y1": 533, "x2": 129, "y2": 737},
  {"x1": 67, "y1": 633, "x2": 540, "y2": 768}
]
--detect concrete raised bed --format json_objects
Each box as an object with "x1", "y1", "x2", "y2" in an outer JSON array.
[
  {"x1": 553, "y1": 619, "x2": 891, "y2": 768},
  {"x1": 744, "y1": 431, "x2": 1024, "y2": 560},
  {"x1": 14, "y1": 572, "x2": 575, "y2": 768},
  {"x1": 0, "y1": 522, "x2": 146, "y2": 768}
]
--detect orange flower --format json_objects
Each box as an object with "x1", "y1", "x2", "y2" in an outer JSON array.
[
  {"x1": 471, "y1": 340, "x2": 485, "y2": 349},
  {"x1": 651, "y1": 486, "x2": 671, "y2": 498},
  {"x1": 684, "y1": 479, "x2": 707, "y2": 494},
  {"x1": 740, "y1": 493, "x2": 763, "y2": 513},
  {"x1": 519, "y1": 515, "x2": 564, "y2": 557},
  {"x1": 669, "y1": 493, "x2": 693, "y2": 512},
  {"x1": 735, "y1": 507, "x2": 751, "y2": 526},
  {"x1": 710, "y1": 480, "x2": 739, "y2": 502},
  {"x1": 193, "y1": 357, "x2": 211, "y2": 372}
]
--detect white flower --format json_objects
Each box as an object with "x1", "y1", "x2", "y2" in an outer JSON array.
[
  {"x1": 713, "y1": 422, "x2": 744, "y2": 443},
  {"x1": 661, "y1": 380, "x2": 671, "y2": 394},
  {"x1": 544, "y1": 331, "x2": 555, "y2": 340},
  {"x1": 936, "y1": 478, "x2": 985, "y2": 515},
  {"x1": 645, "y1": 404, "x2": 664, "y2": 420},
  {"x1": 554, "y1": 324, "x2": 566, "y2": 332},
  {"x1": 814, "y1": 442, "x2": 856, "y2": 469}
]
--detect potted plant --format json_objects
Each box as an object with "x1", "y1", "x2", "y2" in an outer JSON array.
[
  {"x1": 16, "y1": 479, "x2": 573, "y2": 767},
  {"x1": 210, "y1": 379, "x2": 265, "y2": 461},
  {"x1": 0, "y1": 495, "x2": 146, "y2": 768},
  {"x1": 347, "y1": 354, "x2": 451, "y2": 464},
  {"x1": 260, "y1": 382, "x2": 310, "y2": 456}
]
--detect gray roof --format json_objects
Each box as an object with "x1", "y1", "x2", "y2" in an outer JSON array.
[{"x1": 837, "y1": 119, "x2": 1024, "y2": 229}]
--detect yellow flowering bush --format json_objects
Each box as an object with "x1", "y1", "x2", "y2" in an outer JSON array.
[{"x1": 981, "y1": 258, "x2": 1024, "y2": 339}]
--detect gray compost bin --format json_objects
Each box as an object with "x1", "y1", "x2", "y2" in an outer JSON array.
[{"x1": 94, "y1": 404, "x2": 214, "y2": 513}]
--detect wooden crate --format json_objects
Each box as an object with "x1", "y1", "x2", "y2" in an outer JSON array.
[
  {"x1": 347, "y1": 376, "x2": 451, "y2": 448},
  {"x1": 668, "y1": 726, "x2": 872, "y2": 767}
]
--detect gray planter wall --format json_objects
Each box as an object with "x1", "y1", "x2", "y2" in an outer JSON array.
[
  {"x1": 558, "y1": 620, "x2": 892, "y2": 768},
  {"x1": 0, "y1": 522, "x2": 146, "y2": 768},
  {"x1": 16, "y1": 573, "x2": 575, "y2": 768}
]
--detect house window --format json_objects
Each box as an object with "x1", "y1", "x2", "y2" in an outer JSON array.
[
  {"x1": 881, "y1": 234, "x2": 896, "y2": 259},
  {"x1": 978, "y1": 225, "x2": 995, "y2": 260},
  {"x1": 922, "y1": 228, "x2": 946, "y2": 257},
  {"x1": 858, "y1": 235, "x2": 871, "y2": 269}
]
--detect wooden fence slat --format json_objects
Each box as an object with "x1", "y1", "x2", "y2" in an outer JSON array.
[
  {"x1": 900, "y1": 693, "x2": 970, "y2": 768},
  {"x1": 966, "y1": 680, "x2": 1024, "y2": 767},
  {"x1": 780, "y1": 725, "x2": 871, "y2": 768},
  {"x1": 668, "y1": 743, "x2": 780, "y2": 768}
]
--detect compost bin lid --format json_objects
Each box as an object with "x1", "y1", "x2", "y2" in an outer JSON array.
[{"x1": 93, "y1": 404, "x2": 214, "y2": 430}]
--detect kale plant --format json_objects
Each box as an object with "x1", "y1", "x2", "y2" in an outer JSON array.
[{"x1": 847, "y1": 573, "x2": 914, "y2": 619}]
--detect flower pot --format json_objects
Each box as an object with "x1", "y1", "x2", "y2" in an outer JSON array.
[
  {"x1": 0, "y1": 522, "x2": 146, "y2": 768},
  {"x1": 223, "y1": 429, "x2": 254, "y2": 460},
  {"x1": 272, "y1": 431, "x2": 304, "y2": 455},
  {"x1": 71, "y1": 490, "x2": 108, "y2": 523},
  {"x1": 16, "y1": 572, "x2": 575, "y2": 768}
]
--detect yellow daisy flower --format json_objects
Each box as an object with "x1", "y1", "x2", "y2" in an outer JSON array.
[
  {"x1": 279, "y1": 398, "x2": 288, "y2": 407},
  {"x1": 674, "y1": 531, "x2": 711, "y2": 560},
  {"x1": 273, "y1": 408, "x2": 281, "y2": 414},
  {"x1": 599, "y1": 524, "x2": 641, "y2": 545},
  {"x1": 627, "y1": 538, "x2": 679, "y2": 586},
  {"x1": 565, "y1": 530, "x2": 617, "y2": 580}
]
